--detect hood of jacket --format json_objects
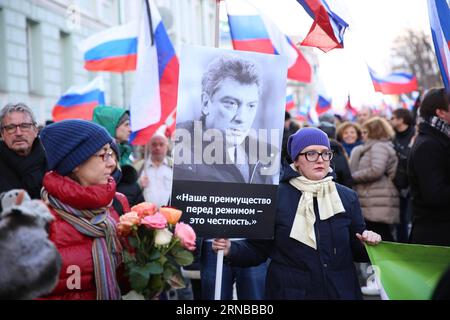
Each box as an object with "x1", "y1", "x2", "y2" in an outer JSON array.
[{"x1": 92, "y1": 105, "x2": 128, "y2": 137}]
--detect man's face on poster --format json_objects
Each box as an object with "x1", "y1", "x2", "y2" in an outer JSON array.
[{"x1": 202, "y1": 77, "x2": 259, "y2": 146}]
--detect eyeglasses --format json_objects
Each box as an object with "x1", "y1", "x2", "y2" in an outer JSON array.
[
  {"x1": 1, "y1": 122, "x2": 35, "y2": 134},
  {"x1": 95, "y1": 150, "x2": 114, "y2": 162},
  {"x1": 298, "y1": 150, "x2": 333, "y2": 162}
]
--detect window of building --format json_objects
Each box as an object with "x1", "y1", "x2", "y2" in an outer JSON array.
[
  {"x1": 110, "y1": 73, "x2": 123, "y2": 106},
  {"x1": 60, "y1": 31, "x2": 73, "y2": 91},
  {"x1": 26, "y1": 18, "x2": 43, "y2": 94},
  {"x1": 0, "y1": 8, "x2": 7, "y2": 91}
]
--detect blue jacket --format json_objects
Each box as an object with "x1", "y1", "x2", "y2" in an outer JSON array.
[{"x1": 228, "y1": 165, "x2": 369, "y2": 300}]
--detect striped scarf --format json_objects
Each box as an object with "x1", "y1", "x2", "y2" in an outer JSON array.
[
  {"x1": 421, "y1": 116, "x2": 450, "y2": 139},
  {"x1": 41, "y1": 188, "x2": 122, "y2": 300}
]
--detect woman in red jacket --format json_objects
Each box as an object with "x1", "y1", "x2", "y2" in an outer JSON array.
[{"x1": 39, "y1": 119, "x2": 129, "y2": 300}]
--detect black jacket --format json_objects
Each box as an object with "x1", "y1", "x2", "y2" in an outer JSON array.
[
  {"x1": 281, "y1": 122, "x2": 300, "y2": 164},
  {"x1": 228, "y1": 165, "x2": 368, "y2": 300},
  {"x1": 330, "y1": 140, "x2": 353, "y2": 188},
  {"x1": 0, "y1": 139, "x2": 46, "y2": 201},
  {"x1": 116, "y1": 165, "x2": 144, "y2": 207},
  {"x1": 393, "y1": 126, "x2": 415, "y2": 190},
  {"x1": 408, "y1": 122, "x2": 450, "y2": 246}
]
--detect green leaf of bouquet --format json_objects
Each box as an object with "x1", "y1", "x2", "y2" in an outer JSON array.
[
  {"x1": 149, "y1": 249, "x2": 161, "y2": 260},
  {"x1": 170, "y1": 244, "x2": 183, "y2": 254},
  {"x1": 128, "y1": 237, "x2": 139, "y2": 249},
  {"x1": 159, "y1": 255, "x2": 168, "y2": 265},
  {"x1": 129, "y1": 267, "x2": 149, "y2": 292},
  {"x1": 163, "y1": 266, "x2": 174, "y2": 281},
  {"x1": 167, "y1": 273, "x2": 186, "y2": 289},
  {"x1": 123, "y1": 251, "x2": 135, "y2": 264},
  {"x1": 173, "y1": 250, "x2": 194, "y2": 266},
  {"x1": 146, "y1": 261, "x2": 164, "y2": 275},
  {"x1": 149, "y1": 274, "x2": 164, "y2": 293}
]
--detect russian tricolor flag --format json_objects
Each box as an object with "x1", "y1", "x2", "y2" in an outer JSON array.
[
  {"x1": 400, "y1": 94, "x2": 415, "y2": 111},
  {"x1": 369, "y1": 67, "x2": 418, "y2": 95},
  {"x1": 285, "y1": 94, "x2": 295, "y2": 111},
  {"x1": 80, "y1": 22, "x2": 138, "y2": 72},
  {"x1": 296, "y1": 0, "x2": 349, "y2": 52},
  {"x1": 52, "y1": 77, "x2": 105, "y2": 122},
  {"x1": 129, "y1": 0, "x2": 179, "y2": 145},
  {"x1": 428, "y1": 0, "x2": 449, "y2": 90},
  {"x1": 226, "y1": 0, "x2": 312, "y2": 83},
  {"x1": 344, "y1": 94, "x2": 357, "y2": 120},
  {"x1": 296, "y1": 95, "x2": 311, "y2": 122},
  {"x1": 315, "y1": 94, "x2": 332, "y2": 116}
]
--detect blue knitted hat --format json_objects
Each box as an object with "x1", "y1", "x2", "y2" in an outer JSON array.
[
  {"x1": 287, "y1": 127, "x2": 330, "y2": 160},
  {"x1": 40, "y1": 120, "x2": 113, "y2": 175}
]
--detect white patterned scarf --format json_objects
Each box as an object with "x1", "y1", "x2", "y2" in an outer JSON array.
[{"x1": 421, "y1": 116, "x2": 450, "y2": 139}]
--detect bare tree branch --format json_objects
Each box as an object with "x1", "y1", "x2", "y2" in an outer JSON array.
[{"x1": 390, "y1": 28, "x2": 443, "y2": 90}]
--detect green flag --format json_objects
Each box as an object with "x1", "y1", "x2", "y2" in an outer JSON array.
[{"x1": 365, "y1": 241, "x2": 450, "y2": 300}]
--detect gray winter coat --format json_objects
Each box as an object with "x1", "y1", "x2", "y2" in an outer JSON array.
[{"x1": 349, "y1": 139, "x2": 399, "y2": 224}]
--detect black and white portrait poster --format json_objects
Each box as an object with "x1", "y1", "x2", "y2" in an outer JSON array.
[{"x1": 171, "y1": 45, "x2": 288, "y2": 239}]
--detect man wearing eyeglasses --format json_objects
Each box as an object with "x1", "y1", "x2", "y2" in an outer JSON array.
[
  {"x1": 0, "y1": 103, "x2": 46, "y2": 202},
  {"x1": 173, "y1": 54, "x2": 278, "y2": 185}
]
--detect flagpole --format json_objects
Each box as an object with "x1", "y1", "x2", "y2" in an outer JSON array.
[
  {"x1": 118, "y1": 0, "x2": 127, "y2": 108},
  {"x1": 213, "y1": 0, "x2": 223, "y2": 301},
  {"x1": 144, "y1": 0, "x2": 154, "y2": 46},
  {"x1": 214, "y1": 0, "x2": 220, "y2": 48},
  {"x1": 143, "y1": 141, "x2": 149, "y2": 183}
]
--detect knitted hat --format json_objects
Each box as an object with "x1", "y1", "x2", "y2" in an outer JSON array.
[
  {"x1": 40, "y1": 120, "x2": 112, "y2": 175},
  {"x1": 287, "y1": 127, "x2": 330, "y2": 160}
]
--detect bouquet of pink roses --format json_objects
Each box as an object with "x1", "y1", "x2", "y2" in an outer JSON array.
[{"x1": 117, "y1": 202, "x2": 196, "y2": 299}]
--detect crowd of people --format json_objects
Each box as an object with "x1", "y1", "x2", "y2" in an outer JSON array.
[{"x1": 0, "y1": 86, "x2": 449, "y2": 300}]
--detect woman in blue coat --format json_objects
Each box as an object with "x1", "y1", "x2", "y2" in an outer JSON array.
[{"x1": 213, "y1": 127, "x2": 381, "y2": 299}]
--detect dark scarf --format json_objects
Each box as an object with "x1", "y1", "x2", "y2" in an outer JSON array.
[
  {"x1": 421, "y1": 116, "x2": 450, "y2": 139},
  {"x1": 0, "y1": 139, "x2": 46, "y2": 198},
  {"x1": 341, "y1": 140, "x2": 362, "y2": 157}
]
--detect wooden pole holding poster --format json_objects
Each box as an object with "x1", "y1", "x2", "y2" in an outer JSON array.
[{"x1": 213, "y1": 0, "x2": 223, "y2": 301}]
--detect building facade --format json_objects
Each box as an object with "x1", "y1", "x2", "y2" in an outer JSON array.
[{"x1": 0, "y1": 0, "x2": 216, "y2": 124}]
